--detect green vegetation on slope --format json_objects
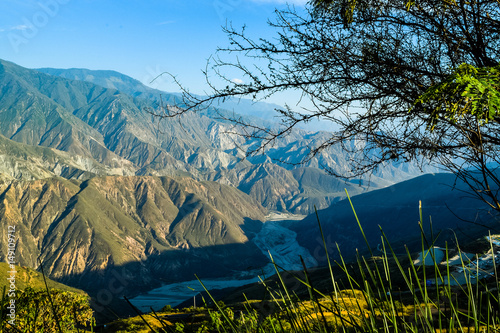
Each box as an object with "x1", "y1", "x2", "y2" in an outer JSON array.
[{"x1": 0, "y1": 263, "x2": 86, "y2": 294}]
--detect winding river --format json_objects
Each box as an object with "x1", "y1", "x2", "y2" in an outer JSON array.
[{"x1": 130, "y1": 213, "x2": 316, "y2": 312}]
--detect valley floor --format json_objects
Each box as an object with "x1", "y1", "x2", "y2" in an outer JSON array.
[{"x1": 130, "y1": 216, "x2": 316, "y2": 311}]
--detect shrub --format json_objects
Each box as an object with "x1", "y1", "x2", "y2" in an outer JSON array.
[{"x1": 0, "y1": 287, "x2": 93, "y2": 332}]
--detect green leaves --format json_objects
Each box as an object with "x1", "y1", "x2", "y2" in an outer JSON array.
[
  {"x1": 1, "y1": 287, "x2": 94, "y2": 332},
  {"x1": 415, "y1": 63, "x2": 500, "y2": 130},
  {"x1": 311, "y1": 0, "x2": 358, "y2": 26}
]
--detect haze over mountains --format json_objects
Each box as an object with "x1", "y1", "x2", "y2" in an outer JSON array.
[
  {"x1": 3, "y1": 59, "x2": 488, "y2": 315},
  {"x1": 0, "y1": 59, "x2": 432, "y2": 213}
]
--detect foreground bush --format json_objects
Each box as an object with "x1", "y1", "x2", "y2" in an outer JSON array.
[{"x1": 0, "y1": 287, "x2": 93, "y2": 332}]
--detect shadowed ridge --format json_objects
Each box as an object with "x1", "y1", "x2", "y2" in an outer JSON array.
[{"x1": 292, "y1": 172, "x2": 500, "y2": 264}]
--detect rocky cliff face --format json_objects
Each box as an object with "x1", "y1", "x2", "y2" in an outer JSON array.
[
  {"x1": 0, "y1": 134, "x2": 136, "y2": 180},
  {"x1": 0, "y1": 175, "x2": 267, "y2": 293}
]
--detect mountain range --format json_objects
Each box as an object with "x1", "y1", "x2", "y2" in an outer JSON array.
[
  {"x1": 0, "y1": 59, "x2": 458, "y2": 318},
  {"x1": 21, "y1": 60, "x2": 434, "y2": 213}
]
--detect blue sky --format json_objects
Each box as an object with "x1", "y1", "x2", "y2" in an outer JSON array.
[{"x1": 0, "y1": 0, "x2": 308, "y2": 104}]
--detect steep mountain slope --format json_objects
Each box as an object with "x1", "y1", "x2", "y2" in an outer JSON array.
[
  {"x1": 208, "y1": 164, "x2": 379, "y2": 214},
  {"x1": 0, "y1": 134, "x2": 135, "y2": 180},
  {"x1": 292, "y1": 173, "x2": 500, "y2": 263},
  {"x1": 0, "y1": 175, "x2": 267, "y2": 293},
  {"x1": 0, "y1": 60, "x2": 137, "y2": 170}
]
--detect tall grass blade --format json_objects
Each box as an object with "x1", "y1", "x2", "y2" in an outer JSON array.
[
  {"x1": 37, "y1": 257, "x2": 63, "y2": 333},
  {"x1": 195, "y1": 274, "x2": 237, "y2": 332},
  {"x1": 123, "y1": 295, "x2": 159, "y2": 333}
]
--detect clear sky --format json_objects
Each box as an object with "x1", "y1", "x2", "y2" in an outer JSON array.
[{"x1": 0, "y1": 0, "x2": 308, "y2": 103}]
